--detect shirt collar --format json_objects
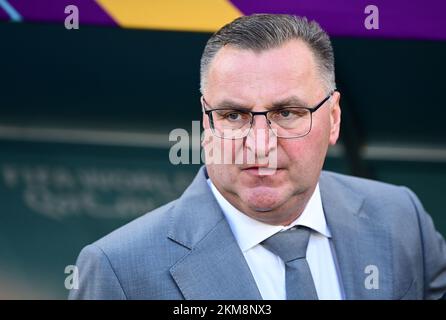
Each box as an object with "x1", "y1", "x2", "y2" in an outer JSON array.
[{"x1": 207, "y1": 179, "x2": 332, "y2": 252}]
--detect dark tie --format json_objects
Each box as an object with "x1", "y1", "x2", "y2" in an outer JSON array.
[{"x1": 261, "y1": 226, "x2": 318, "y2": 300}]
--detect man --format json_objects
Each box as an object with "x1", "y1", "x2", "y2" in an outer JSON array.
[{"x1": 69, "y1": 14, "x2": 446, "y2": 300}]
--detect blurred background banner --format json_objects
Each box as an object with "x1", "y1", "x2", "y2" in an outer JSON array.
[
  {"x1": 1, "y1": 0, "x2": 446, "y2": 39},
  {"x1": 0, "y1": 1, "x2": 445, "y2": 299}
]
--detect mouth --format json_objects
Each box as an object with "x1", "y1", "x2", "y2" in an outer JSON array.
[{"x1": 241, "y1": 166, "x2": 282, "y2": 176}]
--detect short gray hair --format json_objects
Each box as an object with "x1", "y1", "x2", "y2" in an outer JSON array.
[{"x1": 200, "y1": 14, "x2": 336, "y2": 94}]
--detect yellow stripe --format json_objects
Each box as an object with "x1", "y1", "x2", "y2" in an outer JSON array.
[{"x1": 96, "y1": 0, "x2": 242, "y2": 32}]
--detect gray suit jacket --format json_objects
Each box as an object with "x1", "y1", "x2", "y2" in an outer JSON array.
[{"x1": 69, "y1": 167, "x2": 446, "y2": 300}]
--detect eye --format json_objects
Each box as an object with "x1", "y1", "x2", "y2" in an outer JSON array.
[
  {"x1": 279, "y1": 110, "x2": 291, "y2": 118},
  {"x1": 227, "y1": 112, "x2": 241, "y2": 121},
  {"x1": 272, "y1": 108, "x2": 298, "y2": 120},
  {"x1": 269, "y1": 108, "x2": 308, "y2": 122},
  {"x1": 219, "y1": 110, "x2": 250, "y2": 122}
]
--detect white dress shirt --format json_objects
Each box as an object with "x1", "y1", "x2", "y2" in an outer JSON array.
[{"x1": 207, "y1": 179, "x2": 344, "y2": 300}]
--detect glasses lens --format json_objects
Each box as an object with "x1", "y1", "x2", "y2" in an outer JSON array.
[
  {"x1": 210, "y1": 109, "x2": 252, "y2": 139},
  {"x1": 267, "y1": 108, "x2": 311, "y2": 138}
]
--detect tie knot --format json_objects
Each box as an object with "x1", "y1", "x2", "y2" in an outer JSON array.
[{"x1": 261, "y1": 226, "x2": 311, "y2": 262}]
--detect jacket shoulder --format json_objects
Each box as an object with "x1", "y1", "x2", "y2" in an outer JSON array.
[
  {"x1": 320, "y1": 170, "x2": 420, "y2": 222},
  {"x1": 72, "y1": 200, "x2": 187, "y2": 299},
  {"x1": 93, "y1": 200, "x2": 177, "y2": 255},
  {"x1": 321, "y1": 170, "x2": 404, "y2": 196}
]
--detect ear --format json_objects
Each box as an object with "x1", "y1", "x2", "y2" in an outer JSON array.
[
  {"x1": 328, "y1": 91, "x2": 341, "y2": 146},
  {"x1": 201, "y1": 96, "x2": 212, "y2": 148},
  {"x1": 201, "y1": 96, "x2": 210, "y2": 130}
]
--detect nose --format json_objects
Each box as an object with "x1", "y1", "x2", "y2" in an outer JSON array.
[
  {"x1": 251, "y1": 113, "x2": 271, "y2": 130},
  {"x1": 244, "y1": 114, "x2": 276, "y2": 164}
]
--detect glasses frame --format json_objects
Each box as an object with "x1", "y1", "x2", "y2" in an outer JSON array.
[{"x1": 202, "y1": 90, "x2": 337, "y2": 139}]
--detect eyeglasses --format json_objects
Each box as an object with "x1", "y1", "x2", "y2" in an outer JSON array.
[{"x1": 202, "y1": 90, "x2": 336, "y2": 139}]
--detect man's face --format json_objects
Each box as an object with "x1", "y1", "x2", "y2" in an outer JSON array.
[{"x1": 202, "y1": 39, "x2": 341, "y2": 225}]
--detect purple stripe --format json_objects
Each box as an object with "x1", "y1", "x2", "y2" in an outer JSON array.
[
  {"x1": 229, "y1": 0, "x2": 446, "y2": 40},
  {"x1": 0, "y1": 6, "x2": 9, "y2": 21},
  {"x1": 8, "y1": 0, "x2": 116, "y2": 26}
]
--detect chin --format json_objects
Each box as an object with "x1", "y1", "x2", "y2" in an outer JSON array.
[{"x1": 244, "y1": 187, "x2": 284, "y2": 212}]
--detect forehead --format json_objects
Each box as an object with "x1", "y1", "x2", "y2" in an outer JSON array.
[{"x1": 205, "y1": 39, "x2": 321, "y2": 104}]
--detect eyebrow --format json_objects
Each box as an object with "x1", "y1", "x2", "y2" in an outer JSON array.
[
  {"x1": 271, "y1": 96, "x2": 308, "y2": 109},
  {"x1": 212, "y1": 96, "x2": 309, "y2": 111}
]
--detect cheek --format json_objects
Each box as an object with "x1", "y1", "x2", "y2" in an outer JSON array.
[
  {"x1": 279, "y1": 140, "x2": 306, "y2": 168},
  {"x1": 208, "y1": 163, "x2": 240, "y2": 193},
  {"x1": 202, "y1": 126, "x2": 238, "y2": 165},
  {"x1": 279, "y1": 128, "x2": 328, "y2": 167}
]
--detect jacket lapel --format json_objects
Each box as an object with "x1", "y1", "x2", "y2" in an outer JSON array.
[
  {"x1": 320, "y1": 172, "x2": 394, "y2": 299},
  {"x1": 168, "y1": 166, "x2": 262, "y2": 300}
]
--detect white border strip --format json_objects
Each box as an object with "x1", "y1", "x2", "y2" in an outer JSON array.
[
  {"x1": 0, "y1": 125, "x2": 445, "y2": 162},
  {"x1": 363, "y1": 145, "x2": 446, "y2": 162},
  {"x1": 0, "y1": 125, "x2": 171, "y2": 148}
]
